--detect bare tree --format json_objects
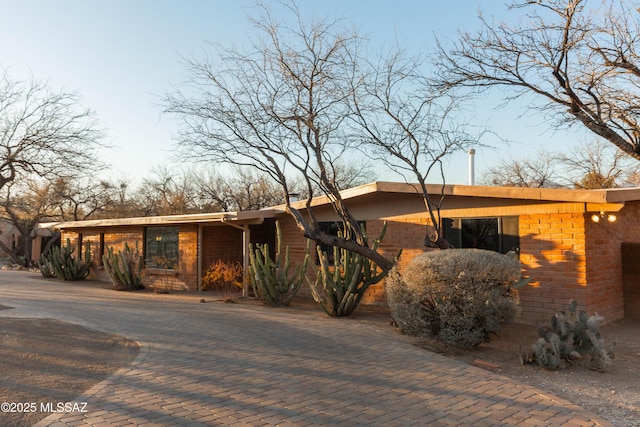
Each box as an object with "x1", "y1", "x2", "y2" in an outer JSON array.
[
  {"x1": 194, "y1": 167, "x2": 284, "y2": 212},
  {"x1": 480, "y1": 140, "x2": 640, "y2": 188},
  {"x1": 350, "y1": 48, "x2": 479, "y2": 248},
  {"x1": 560, "y1": 140, "x2": 640, "y2": 188},
  {"x1": 435, "y1": 0, "x2": 640, "y2": 160},
  {"x1": 136, "y1": 166, "x2": 200, "y2": 216},
  {"x1": 0, "y1": 72, "x2": 105, "y2": 189},
  {"x1": 94, "y1": 175, "x2": 146, "y2": 219},
  {"x1": 165, "y1": 2, "x2": 398, "y2": 270},
  {"x1": 52, "y1": 177, "x2": 116, "y2": 221},
  {"x1": 0, "y1": 179, "x2": 60, "y2": 265},
  {"x1": 480, "y1": 150, "x2": 563, "y2": 187},
  {"x1": 165, "y1": 1, "x2": 472, "y2": 268}
]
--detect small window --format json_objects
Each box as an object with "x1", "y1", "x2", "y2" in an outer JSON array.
[
  {"x1": 145, "y1": 226, "x2": 179, "y2": 269},
  {"x1": 443, "y1": 216, "x2": 519, "y2": 255}
]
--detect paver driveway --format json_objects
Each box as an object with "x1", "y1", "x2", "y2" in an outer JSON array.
[{"x1": 0, "y1": 271, "x2": 611, "y2": 427}]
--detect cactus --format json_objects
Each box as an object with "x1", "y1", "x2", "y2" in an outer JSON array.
[
  {"x1": 39, "y1": 239, "x2": 92, "y2": 281},
  {"x1": 249, "y1": 221, "x2": 309, "y2": 306},
  {"x1": 102, "y1": 242, "x2": 144, "y2": 291},
  {"x1": 39, "y1": 259, "x2": 57, "y2": 278},
  {"x1": 520, "y1": 300, "x2": 615, "y2": 371},
  {"x1": 310, "y1": 222, "x2": 390, "y2": 317}
]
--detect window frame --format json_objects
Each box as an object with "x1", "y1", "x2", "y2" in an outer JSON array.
[
  {"x1": 442, "y1": 216, "x2": 519, "y2": 255},
  {"x1": 144, "y1": 226, "x2": 180, "y2": 270}
]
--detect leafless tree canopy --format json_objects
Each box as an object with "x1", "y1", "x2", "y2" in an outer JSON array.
[
  {"x1": 0, "y1": 73, "x2": 105, "y2": 189},
  {"x1": 436, "y1": 0, "x2": 640, "y2": 160},
  {"x1": 165, "y1": 1, "x2": 476, "y2": 267},
  {"x1": 481, "y1": 150, "x2": 563, "y2": 187},
  {"x1": 0, "y1": 180, "x2": 60, "y2": 265},
  {"x1": 165, "y1": 1, "x2": 399, "y2": 269},
  {"x1": 481, "y1": 140, "x2": 640, "y2": 188},
  {"x1": 350, "y1": 48, "x2": 479, "y2": 247}
]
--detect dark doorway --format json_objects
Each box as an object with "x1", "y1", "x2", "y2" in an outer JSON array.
[{"x1": 621, "y1": 242, "x2": 640, "y2": 320}]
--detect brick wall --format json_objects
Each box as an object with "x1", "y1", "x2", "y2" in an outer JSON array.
[
  {"x1": 518, "y1": 213, "x2": 589, "y2": 321},
  {"x1": 276, "y1": 218, "x2": 315, "y2": 299},
  {"x1": 56, "y1": 198, "x2": 638, "y2": 321},
  {"x1": 201, "y1": 225, "x2": 243, "y2": 271},
  {"x1": 275, "y1": 214, "x2": 435, "y2": 306},
  {"x1": 584, "y1": 201, "x2": 640, "y2": 322},
  {"x1": 61, "y1": 225, "x2": 199, "y2": 292},
  {"x1": 277, "y1": 207, "x2": 630, "y2": 322}
]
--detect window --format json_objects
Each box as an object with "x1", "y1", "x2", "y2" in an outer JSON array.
[
  {"x1": 145, "y1": 226, "x2": 179, "y2": 269},
  {"x1": 443, "y1": 216, "x2": 519, "y2": 255},
  {"x1": 316, "y1": 221, "x2": 366, "y2": 265}
]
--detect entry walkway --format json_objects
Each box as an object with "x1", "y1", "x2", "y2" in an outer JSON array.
[{"x1": 0, "y1": 271, "x2": 611, "y2": 426}]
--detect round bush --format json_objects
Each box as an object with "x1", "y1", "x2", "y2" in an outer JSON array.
[{"x1": 386, "y1": 249, "x2": 521, "y2": 348}]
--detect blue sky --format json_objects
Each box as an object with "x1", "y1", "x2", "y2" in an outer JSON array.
[{"x1": 0, "y1": 0, "x2": 587, "y2": 185}]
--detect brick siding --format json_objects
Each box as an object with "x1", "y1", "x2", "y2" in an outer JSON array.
[{"x1": 58, "y1": 198, "x2": 639, "y2": 322}]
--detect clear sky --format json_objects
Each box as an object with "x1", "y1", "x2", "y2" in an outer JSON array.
[{"x1": 0, "y1": 0, "x2": 587, "y2": 186}]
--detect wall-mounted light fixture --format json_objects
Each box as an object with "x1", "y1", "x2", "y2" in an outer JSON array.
[{"x1": 591, "y1": 211, "x2": 617, "y2": 223}]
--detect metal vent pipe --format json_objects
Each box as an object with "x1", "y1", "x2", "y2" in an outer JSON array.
[{"x1": 468, "y1": 148, "x2": 476, "y2": 185}]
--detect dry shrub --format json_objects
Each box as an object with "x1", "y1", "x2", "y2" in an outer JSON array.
[
  {"x1": 386, "y1": 249, "x2": 521, "y2": 348},
  {"x1": 202, "y1": 260, "x2": 243, "y2": 293}
]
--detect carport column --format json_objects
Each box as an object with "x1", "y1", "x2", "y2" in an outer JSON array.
[
  {"x1": 197, "y1": 224, "x2": 203, "y2": 292},
  {"x1": 221, "y1": 219, "x2": 252, "y2": 298},
  {"x1": 242, "y1": 226, "x2": 250, "y2": 298}
]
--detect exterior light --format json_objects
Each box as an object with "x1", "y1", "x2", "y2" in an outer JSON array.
[{"x1": 590, "y1": 211, "x2": 617, "y2": 223}]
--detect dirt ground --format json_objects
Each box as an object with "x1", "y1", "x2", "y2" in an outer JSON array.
[
  {"x1": 0, "y1": 309, "x2": 139, "y2": 427},
  {"x1": 413, "y1": 318, "x2": 640, "y2": 427}
]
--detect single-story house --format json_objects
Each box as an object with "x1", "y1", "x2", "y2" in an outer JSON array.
[{"x1": 41, "y1": 181, "x2": 640, "y2": 322}]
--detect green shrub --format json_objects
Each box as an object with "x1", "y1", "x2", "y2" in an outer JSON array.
[
  {"x1": 520, "y1": 300, "x2": 615, "y2": 371},
  {"x1": 386, "y1": 248, "x2": 521, "y2": 348}
]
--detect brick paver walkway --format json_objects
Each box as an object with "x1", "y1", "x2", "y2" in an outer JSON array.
[{"x1": 0, "y1": 271, "x2": 612, "y2": 426}]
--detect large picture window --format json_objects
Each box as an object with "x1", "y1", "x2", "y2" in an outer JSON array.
[
  {"x1": 145, "y1": 226, "x2": 179, "y2": 269},
  {"x1": 443, "y1": 216, "x2": 519, "y2": 255}
]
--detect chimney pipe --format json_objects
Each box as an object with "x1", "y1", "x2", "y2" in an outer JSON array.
[{"x1": 468, "y1": 149, "x2": 476, "y2": 185}]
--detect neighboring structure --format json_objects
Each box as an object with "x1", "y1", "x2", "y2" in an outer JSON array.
[
  {"x1": 0, "y1": 218, "x2": 23, "y2": 262},
  {"x1": 42, "y1": 182, "x2": 640, "y2": 322},
  {"x1": 0, "y1": 218, "x2": 55, "y2": 264}
]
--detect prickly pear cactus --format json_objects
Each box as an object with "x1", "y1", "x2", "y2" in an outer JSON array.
[{"x1": 520, "y1": 300, "x2": 615, "y2": 371}]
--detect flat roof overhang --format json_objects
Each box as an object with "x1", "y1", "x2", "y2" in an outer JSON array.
[{"x1": 38, "y1": 209, "x2": 280, "y2": 231}]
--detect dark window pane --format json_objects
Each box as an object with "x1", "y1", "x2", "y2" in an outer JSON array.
[
  {"x1": 145, "y1": 226, "x2": 179, "y2": 269},
  {"x1": 443, "y1": 216, "x2": 519, "y2": 255},
  {"x1": 461, "y1": 218, "x2": 499, "y2": 252},
  {"x1": 501, "y1": 216, "x2": 520, "y2": 255}
]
